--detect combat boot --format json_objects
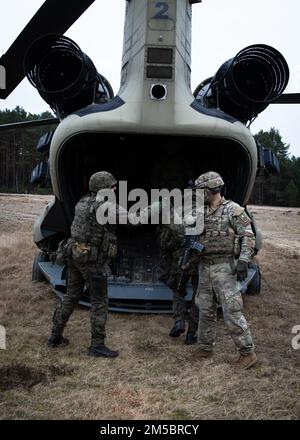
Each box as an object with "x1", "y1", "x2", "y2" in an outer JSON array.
[
  {"x1": 169, "y1": 320, "x2": 185, "y2": 337},
  {"x1": 184, "y1": 332, "x2": 197, "y2": 345},
  {"x1": 88, "y1": 345, "x2": 119, "y2": 358},
  {"x1": 233, "y1": 352, "x2": 257, "y2": 370},
  {"x1": 47, "y1": 335, "x2": 69, "y2": 348}
]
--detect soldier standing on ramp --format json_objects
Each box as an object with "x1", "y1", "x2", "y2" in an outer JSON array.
[
  {"x1": 48, "y1": 171, "x2": 119, "y2": 358},
  {"x1": 193, "y1": 171, "x2": 257, "y2": 369},
  {"x1": 158, "y1": 221, "x2": 199, "y2": 344}
]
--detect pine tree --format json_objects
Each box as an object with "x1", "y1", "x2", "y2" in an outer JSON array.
[
  {"x1": 0, "y1": 107, "x2": 55, "y2": 193},
  {"x1": 255, "y1": 127, "x2": 290, "y2": 161},
  {"x1": 252, "y1": 128, "x2": 300, "y2": 206},
  {"x1": 284, "y1": 180, "x2": 298, "y2": 207}
]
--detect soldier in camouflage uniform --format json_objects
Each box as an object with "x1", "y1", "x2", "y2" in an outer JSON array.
[
  {"x1": 194, "y1": 171, "x2": 257, "y2": 369},
  {"x1": 158, "y1": 218, "x2": 199, "y2": 344},
  {"x1": 48, "y1": 171, "x2": 119, "y2": 358}
]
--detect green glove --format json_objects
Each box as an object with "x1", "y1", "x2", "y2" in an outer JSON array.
[{"x1": 236, "y1": 260, "x2": 248, "y2": 281}]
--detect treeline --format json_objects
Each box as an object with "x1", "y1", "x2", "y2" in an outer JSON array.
[
  {"x1": 0, "y1": 106, "x2": 54, "y2": 193},
  {"x1": 250, "y1": 128, "x2": 300, "y2": 207},
  {"x1": 0, "y1": 107, "x2": 299, "y2": 206}
]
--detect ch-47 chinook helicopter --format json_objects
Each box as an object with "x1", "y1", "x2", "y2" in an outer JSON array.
[{"x1": 1, "y1": 0, "x2": 299, "y2": 312}]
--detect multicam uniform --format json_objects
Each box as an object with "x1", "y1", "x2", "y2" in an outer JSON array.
[{"x1": 195, "y1": 198, "x2": 255, "y2": 355}]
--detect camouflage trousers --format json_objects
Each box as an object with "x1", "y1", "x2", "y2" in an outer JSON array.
[
  {"x1": 169, "y1": 272, "x2": 199, "y2": 334},
  {"x1": 51, "y1": 258, "x2": 108, "y2": 347},
  {"x1": 195, "y1": 257, "x2": 254, "y2": 355}
]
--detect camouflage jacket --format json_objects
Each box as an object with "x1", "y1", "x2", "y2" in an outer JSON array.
[
  {"x1": 70, "y1": 193, "x2": 116, "y2": 262},
  {"x1": 158, "y1": 223, "x2": 185, "y2": 255}
]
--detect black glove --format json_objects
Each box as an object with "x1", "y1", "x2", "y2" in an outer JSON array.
[{"x1": 236, "y1": 260, "x2": 248, "y2": 281}]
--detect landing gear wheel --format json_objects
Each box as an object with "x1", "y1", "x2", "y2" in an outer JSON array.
[{"x1": 32, "y1": 251, "x2": 49, "y2": 282}]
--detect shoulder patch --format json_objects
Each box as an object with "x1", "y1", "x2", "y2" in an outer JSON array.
[
  {"x1": 237, "y1": 211, "x2": 251, "y2": 226},
  {"x1": 233, "y1": 206, "x2": 245, "y2": 217}
]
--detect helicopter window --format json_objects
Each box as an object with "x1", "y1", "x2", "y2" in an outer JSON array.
[
  {"x1": 147, "y1": 48, "x2": 173, "y2": 64},
  {"x1": 146, "y1": 66, "x2": 173, "y2": 79}
]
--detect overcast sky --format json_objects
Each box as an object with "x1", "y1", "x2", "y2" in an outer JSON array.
[{"x1": 0, "y1": 0, "x2": 299, "y2": 157}]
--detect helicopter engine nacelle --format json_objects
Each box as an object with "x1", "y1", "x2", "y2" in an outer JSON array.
[
  {"x1": 24, "y1": 34, "x2": 114, "y2": 118},
  {"x1": 193, "y1": 44, "x2": 289, "y2": 123}
]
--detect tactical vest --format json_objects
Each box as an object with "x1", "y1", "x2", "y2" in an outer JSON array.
[
  {"x1": 158, "y1": 223, "x2": 185, "y2": 255},
  {"x1": 199, "y1": 200, "x2": 236, "y2": 256},
  {"x1": 70, "y1": 194, "x2": 115, "y2": 249}
]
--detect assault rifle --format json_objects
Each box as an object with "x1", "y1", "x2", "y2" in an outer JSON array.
[{"x1": 177, "y1": 235, "x2": 205, "y2": 292}]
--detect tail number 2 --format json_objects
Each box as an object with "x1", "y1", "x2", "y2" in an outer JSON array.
[{"x1": 154, "y1": 2, "x2": 169, "y2": 20}]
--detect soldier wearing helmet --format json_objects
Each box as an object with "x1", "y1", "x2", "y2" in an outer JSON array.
[
  {"x1": 48, "y1": 171, "x2": 119, "y2": 358},
  {"x1": 193, "y1": 171, "x2": 257, "y2": 370},
  {"x1": 89, "y1": 171, "x2": 117, "y2": 193}
]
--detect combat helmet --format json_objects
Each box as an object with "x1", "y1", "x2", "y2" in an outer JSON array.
[
  {"x1": 194, "y1": 171, "x2": 224, "y2": 189},
  {"x1": 89, "y1": 171, "x2": 117, "y2": 192}
]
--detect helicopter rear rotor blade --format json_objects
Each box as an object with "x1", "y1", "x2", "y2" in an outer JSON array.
[
  {"x1": 0, "y1": 118, "x2": 59, "y2": 132},
  {"x1": 271, "y1": 93, "x2": 300, "y2": 104}
]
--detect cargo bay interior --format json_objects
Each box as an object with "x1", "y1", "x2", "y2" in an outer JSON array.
[{"x1": 57, "y1": 133, "x2": 252, "y2": 285}]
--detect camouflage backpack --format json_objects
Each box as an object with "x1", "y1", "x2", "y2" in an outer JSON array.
[{"x1": 70, "y1": 194, "x2": 106, "y2": 247}]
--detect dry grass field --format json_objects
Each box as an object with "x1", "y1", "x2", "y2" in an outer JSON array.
[{"x1": 0, "y1": 194, "x2": 299, "y2": 420}]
